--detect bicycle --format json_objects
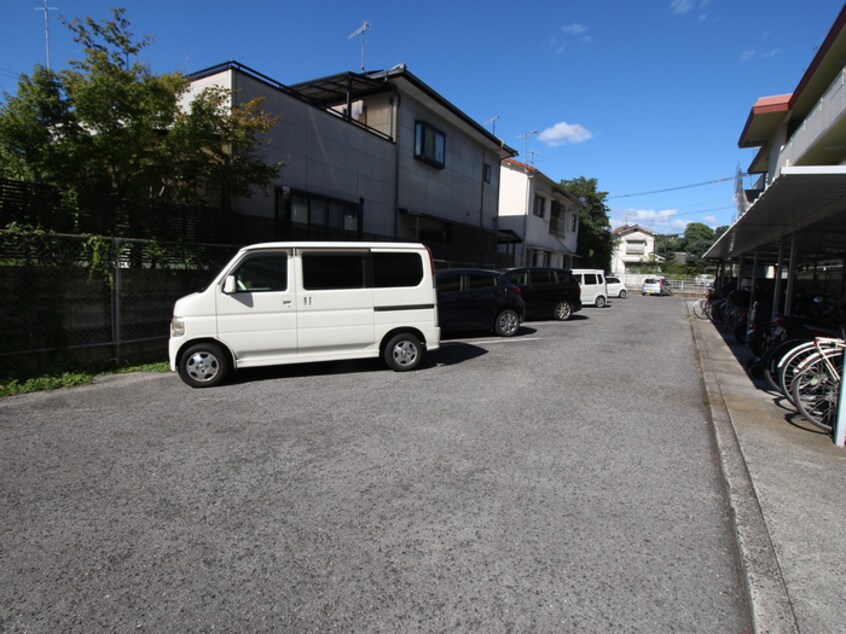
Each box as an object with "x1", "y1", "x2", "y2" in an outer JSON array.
[
  {"x1": 790, "y1": 341, "x2": 845, "y2": 432},
  {"x1": 692, "y1": 295, "x2": 712, "y2": 320}
]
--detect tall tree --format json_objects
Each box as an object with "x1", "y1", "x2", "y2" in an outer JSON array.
[
  {"x1": 681, "y1": 222, "x2": 716, "y2": 264},
  {"x1": 0, "y1": 8, "x2": 281, "y2": 208},
  {"x1": 560, "y1": 176, "x2": 613, "y2": 270}
]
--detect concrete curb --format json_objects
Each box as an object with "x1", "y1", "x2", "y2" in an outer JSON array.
[{"x1": 690, "y1": 313, "x2": 799, "y2": 634}]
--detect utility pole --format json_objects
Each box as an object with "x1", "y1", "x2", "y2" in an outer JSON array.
[{"x1": 34, "y1": 0, "x2": 58, "y2": 70}]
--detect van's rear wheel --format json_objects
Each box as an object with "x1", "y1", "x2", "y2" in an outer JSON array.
[
  {"x1": 554, "y1": 300, "x2": 573, "y2": 321},
  {"x1": 178, "y1": 343, "x2": 229, "y2": 388},
  {"x1": 595, "y1": 295, "x2": 607, "y2": 308},
  {"x1": 384, "y1": 333, "x2": 422, "y2": 371}
]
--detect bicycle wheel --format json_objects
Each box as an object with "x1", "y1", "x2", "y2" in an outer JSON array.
[
  {"x1": 791, "y1": 348, "x2": 843, "y2": 433},
  {"x1": 692, "y1": 297, "x2": 711, "y2": 320},
  {"x1": 778, "y1": 341, "x2": 820, "y2": 401},
  {"x1": 762, "y1": 338, "x2": 807, "y2": 393},
  {"x1": 779, "y1": 339, "x2": 843, "y2": 402}
]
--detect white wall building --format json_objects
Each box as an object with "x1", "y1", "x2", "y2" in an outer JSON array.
[
  {"x1": 610, "y1": 225, "x2": 663, "y2": 274},
  {"x1": 497, "y1": 159, "x2": 580, "y2": 269},
  {"x1": 186, "y1": 62, "x2": 516, "y2": 266}
]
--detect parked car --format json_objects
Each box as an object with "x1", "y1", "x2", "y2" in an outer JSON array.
[
  {"x1": 642, "y1": 277, "x2": 672, "y2": 296},
  {"x1": 605, "y1": 276, "x2": 627, "y2": 298},
  {"x1": 571, "y1": 269, "x2": 609, "y2": 307},
  {"x1": 695, "y1": 273, "x2": 715, "y2": 287},
  {"x1": 435, "y1": 269, "x2": 525, "y2": 337},
  {"x1": 169, "y1": 242, "x2": 440, "y2": 387},
  {"x1": 501, "y1": 267, "x2": 582, "y2": 321}
]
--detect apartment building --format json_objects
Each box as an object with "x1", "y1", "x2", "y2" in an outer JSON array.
[
  {"x1": 187, "y1": 62, "x2": 517, "y2": 266},
  {"x1": 497, "y1": 158, "x2": 580, "y2": 269},
  {"x1": 706, "y1": 4, "x2": 846, "y2": 305}
]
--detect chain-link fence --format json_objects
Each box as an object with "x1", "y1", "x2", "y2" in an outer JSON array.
[{"x1": 0, "y1": 230, "x2": 239, "y2": 376}]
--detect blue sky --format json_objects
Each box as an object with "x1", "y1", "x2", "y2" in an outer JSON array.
[{"x1": 2, "y1": 0, "x2": 844, "y2": 234}]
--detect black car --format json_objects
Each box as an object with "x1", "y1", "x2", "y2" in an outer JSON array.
[
  {"x1": 435, "y1": 268, "x2": 525, "y2": 337},
  {"x1": 501, "y1": 267, "x2": 582, "y2": 321}
]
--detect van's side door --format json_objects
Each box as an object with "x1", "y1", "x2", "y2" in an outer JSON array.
[
  {"x1": 216, "y1": 250, "x2": 297, "y2": 364},
  {"x1": 297, "y1": 250, "x2": 375, "y2": 354}
]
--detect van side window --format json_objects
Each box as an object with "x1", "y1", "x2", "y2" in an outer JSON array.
[
  {"x1": 233, "y1": 254, "x2": 287, "y2": 292},
  {"x1": 505, "y1": 270, "x2": 526, "y2": 286},
  {"x1": 373, "y1": 253, "x2": 423, "y2": 287},
  {"x1": 530, "y1": 270, "x2": 554, "y2": 285},
  {"x1": 584, "y1": 274, "x2": 598, "y2": 285},
  {"x1": 303, "y1": 253, "x2": 365, "y2": 290},
  {"x1": 467, "y1": 274, "x2": 495, "y2": 289},
  {"x1": 437, "y1": 273, "x2": 461, "y2": 292}
]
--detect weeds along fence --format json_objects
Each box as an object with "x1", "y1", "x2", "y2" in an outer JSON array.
[{"x1": 0, "y1": 230, "x2": 239, "y2": 376}]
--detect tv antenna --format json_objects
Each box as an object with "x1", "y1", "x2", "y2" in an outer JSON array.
[
  {"x1": 484, "y1": 115, "x2": 500, "y2": 135},
  {"x1": 526, "y1": 150, "x2": 541, "y2": 167},
  {"x1": 349, "y1": 21, "x2": 371, "y2": 72},
  {"x1": 516, "y1": 129, "x2": 538, "y2": 159},
  {"x1": 34, "y1": 0, "x2": 58, "y2": 70}
]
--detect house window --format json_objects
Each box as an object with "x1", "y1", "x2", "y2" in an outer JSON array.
[
  {"x1": 533, "y1": 194, "x2": 545, "y2": 218},
  {"x1": 626, "y1": 240, "x2": 646, "y2": 254},
  {"x1": 571, "y1": 215, "x2": 578, "y2": 232},
  {"x1": 414, "y1": 121, "x2": 446, "y2": 169},
  {"x1": 278, "y1": 189, "x2": 362, "y2": 237},
  {"x1": 483, "y1": 163, "x2": 492, "y2": 184}
]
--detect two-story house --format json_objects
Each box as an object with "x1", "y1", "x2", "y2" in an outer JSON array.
[
  {"x1": 705, "y1": 4, "x2": 846, "y2": 307},
  {"x1": 610, "y1": 224, "x2": 662, "y2": 274},
  {"x1": 496, "y1": 158, "x2": 580, "y2": 269},
  {"x1": 186, "y1": 62, "x2": 517, "y2": 267}
]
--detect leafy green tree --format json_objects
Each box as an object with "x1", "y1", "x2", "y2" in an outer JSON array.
[
  {"x1": 655, "y1": 233, "x2": 682, "y2": 261},
  {"x1": 560, "y1": 176, "x2": 613, "y2": 270},
  {"x1": 681, "y1": 222, "x2": 716, "y2": 265},
  {"x1": 0, "y1": 8, "x2": 281, "y2": 209}
]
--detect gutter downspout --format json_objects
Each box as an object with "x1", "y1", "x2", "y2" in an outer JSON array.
[{"x1": 392, "y1": 93, "x2": 400, "y2": 239}]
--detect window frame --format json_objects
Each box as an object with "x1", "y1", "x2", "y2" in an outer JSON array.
[{"x1": 414, "y1": 120, "x2": 446, "y2": 169}]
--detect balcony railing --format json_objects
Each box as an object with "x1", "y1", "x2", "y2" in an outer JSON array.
[
  {"x1": 549, "y1": 215, "x2": 567, "y2": 237},
  {"x1": 779, "y1": 66, "x2": 846, "y2": 171}
]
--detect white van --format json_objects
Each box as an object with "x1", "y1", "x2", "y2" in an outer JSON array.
[
  {"x1": 169, "y1": 242, "x2": 440, "y2": 387},
  {"x1": 571, "y1": 269, "x2": 608, "y2": 307}
]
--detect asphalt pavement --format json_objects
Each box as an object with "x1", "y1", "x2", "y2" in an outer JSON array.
[
  {"x1": 4, "y1": 295, "x2": 843, "y2": 632},
  {"x1": 690, "y1": 302, "x2": 846, "y2": 634}
]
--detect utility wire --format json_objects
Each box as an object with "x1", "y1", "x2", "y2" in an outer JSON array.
[{"x1": 608, "y1": 176, "x2": 736, "y2": 199}]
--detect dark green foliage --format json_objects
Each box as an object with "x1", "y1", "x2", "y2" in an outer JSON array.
[
  {"x1": 0, "y1": 8, "x2": 281, "y2": 211},
  {"x1": 560, "y1": 176, "x2": 613, "y2": 270}
]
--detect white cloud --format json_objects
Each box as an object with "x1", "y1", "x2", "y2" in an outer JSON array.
[
  {"x1": 670, "y1": 0, "x2": 710, "y2": 17},
  {"x1": 562, "y1": 23, "x2": 588, "y2": 35},
  {"x1": 762, "y1": 48, "x2": 782, "y2": 59},
  {"x1": 611, "y1": 208, "x2": 721, "y2": 233},
  {"x1": 740, "y1": 49, "x2": 756, "y2": 62},
  {"x1": 670, "y1": 0, "x2": 694, "y2": 14},
  {"x1": 538, "y1": 121, "x2": 593, "y2": 146}
]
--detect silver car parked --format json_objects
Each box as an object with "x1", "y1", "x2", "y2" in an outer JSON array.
[{"x1": 642, "y1": 277, "x2": 672, "y2": 296}]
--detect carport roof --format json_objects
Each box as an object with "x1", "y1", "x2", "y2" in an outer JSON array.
[{"x1": 705, "y1": 166, "x2": 846, "y2": 261}]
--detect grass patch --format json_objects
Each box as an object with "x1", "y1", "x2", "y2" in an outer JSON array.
[{"x1": 0, "y1": 361, "x2": 170, "y2": 398}]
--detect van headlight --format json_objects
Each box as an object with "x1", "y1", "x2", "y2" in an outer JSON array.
[{"x1": 170, "y1": 316, "x2": 185, "y2": 337}]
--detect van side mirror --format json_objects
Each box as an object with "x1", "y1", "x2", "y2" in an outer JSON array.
[{"x1": 223, "y1": 275, "x2": 237, "y2": 294}]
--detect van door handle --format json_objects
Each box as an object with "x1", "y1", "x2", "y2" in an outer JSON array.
[{"x1": 282, "y1": 300, "x2": 292, "y2": 306}]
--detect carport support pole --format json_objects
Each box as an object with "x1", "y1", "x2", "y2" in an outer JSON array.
[
  {"x1": 784, "y1": 234, "x2": 798, "y2": 316},
  {"x1": 836, "y1": 373, "x2": 846, "y2": 447},
  {"x1": 772, "y1": 237, "x2": 785, "y2": 321},
  {"x1": 748, "y1": 249, "x2": 759, "y2": 317}
]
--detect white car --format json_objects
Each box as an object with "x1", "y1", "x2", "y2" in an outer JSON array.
[
  {"x1": 642, "y1": 277, "x2": 672, "y2": 296},
  {"x1": 606, "y1": 276, "x2": 627, "y2": 298}
]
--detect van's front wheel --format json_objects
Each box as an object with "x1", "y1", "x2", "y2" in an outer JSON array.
[
  {"x1": 384, "y1": 333, "x2": 422, "y2": 371},
  {"x1": 178, "y1": 342, "x2": 230, "y2": 388}
]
